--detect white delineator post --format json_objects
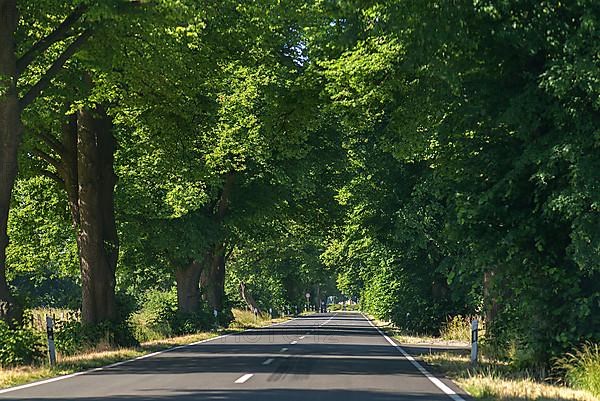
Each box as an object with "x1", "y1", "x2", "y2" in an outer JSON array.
[
  {"x1": 46, "y1": 315, "x2": 56, "y2": 367},
  {"x1": 471, "y1": 319, "x2": 479, "y2": 366}
]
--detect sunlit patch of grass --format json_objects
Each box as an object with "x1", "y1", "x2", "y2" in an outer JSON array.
[
  {"x1": 555, "y1": 343, "x2": 600, "y2": 397},
  {"x1": 370, "y1": 316, "x2": 469, "y2": 346},
  {"x1": 0, "y1": 349, "x2": 143, "y2": 389},
  {"x1": 229, "y1": 309, "x2": 287, "y2": 329},
  {"x1": 440, "y1": 315, "x2": 473, "y2": 342},
  {"x1": 423, "y1": 352, "x2": 599, "y2": 401}
]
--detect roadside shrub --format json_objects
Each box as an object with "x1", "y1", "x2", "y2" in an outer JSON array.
[
  {"x1": 555, "y1": 343, "x2": 600, "y2": 397},
  {"x1": 0, "y1": 321, "x2": 44, "y2": 367},
  {"x1": 55, "y1": 320, "x2": 138, "y2": 356},
  {"x1": 131, "y1": 288, "x2": 214, "y2": 342}
]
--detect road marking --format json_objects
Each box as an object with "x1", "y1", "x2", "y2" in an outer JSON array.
[
  {"x1": 0, "y1": 316, "x2": 304, "y2": 395},
  {"x1": 234, "y1": 373, "x2": 254, "y2": 384},
  {"x1": 299, "y1": 335, "x2": 305, "y2": 339},
  {"x1": 363, "y1": 313, "x2": 466, "y2": 401},
  {"x1": 319, "y1": 313, "x2": 337, "y2": 327},
  {"x1": 291, "y1": 340, "x2": 298, "y2": 344},
  {"x1": 262, "y1": 358, "x2": 275, "y2": 365},
  {"x1": 280, "y1": 347, "x2": 288, "y2": 352}
]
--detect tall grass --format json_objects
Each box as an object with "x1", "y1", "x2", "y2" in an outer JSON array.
[
  {"x1": 440, "y1": 315, "x2": 472, "y2": 342},
  {"x1": 556, "y1": 343, "x2": 600, "y2": 397}
]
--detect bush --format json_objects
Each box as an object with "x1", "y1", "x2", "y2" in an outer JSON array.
[
  {"x1": 555, "y1": 343, "x2": 600, "y2": 397},
  {"x1": 131, "y1": 289, "x2": 214, "y2": 342},
  {"x1": 55, "y1": 320, "x2": 138, "y2": 356},
  {"x1": 0, "y1": 321, "x2": 45, "y2": 367}
]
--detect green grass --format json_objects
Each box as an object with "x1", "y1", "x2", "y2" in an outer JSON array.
[
  {"x1": 424, "y1": 352, "x2": 598, "y2": 401},
  {"x1": 556, "y1": 343, "x2": 600, "y2": 398},
  {"x1": 439, "y1": 315, "x2": 473, "y2": 342}
]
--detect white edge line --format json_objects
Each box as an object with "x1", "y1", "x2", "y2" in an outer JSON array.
[
  {"x1": 234, "y1": 373, "x2": 254, "y2": 384},
  {"x1": 362, "y1": 313, "x2": 466, "y2": 401},
  {"x1": 0, "y1": 315, "x2": 302, "y2": 395}
]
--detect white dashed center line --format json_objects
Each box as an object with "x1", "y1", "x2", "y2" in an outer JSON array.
[
  {"x1": 234, "y1": 374, "x2": 254, "y2": 384},
  {"x1": 262, "y1": 358, "x2": 274, "y2": 365},
  {"x1": 280, "y1": 347, "x2": 288, "y2": 352}
]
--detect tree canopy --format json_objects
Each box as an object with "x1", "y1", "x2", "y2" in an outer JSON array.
[{"x1": 0, "y1": 0, "x2": 597, "y2": 370}]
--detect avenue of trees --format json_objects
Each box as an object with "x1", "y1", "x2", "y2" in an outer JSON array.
[{"x1": 0, "y1": 0, "x2": 598, "y2": 370}]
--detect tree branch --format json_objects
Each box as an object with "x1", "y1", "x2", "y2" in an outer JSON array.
[
  {"x1": 39, "y1": 169, "x2": 65, "y2": 187},
  {"x1": 32, "y1": 131, "x2": 66, "y2": 158},
  {"x1": 216, "y1": 173, "x2": 236, "y2": 221},
  {"x1": 16, "y1": 4, "x2": 88, "y2": 77},
  {"x1": 19, "y1": 30, "x2": 92, "y2": 110},
  {"x1": 32, "y1": 148, "x2": 63, "y2": 174}
]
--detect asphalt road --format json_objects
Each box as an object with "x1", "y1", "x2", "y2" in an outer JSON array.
[{"x1": 0, "y1": 312, "x2": 471, "y2": 401}]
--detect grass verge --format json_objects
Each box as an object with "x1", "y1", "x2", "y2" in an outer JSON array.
[
  {"x1": 368, "y1": 316, "x2": 598, "y2": 401},
  {"x1": 0, "y1": 311, "x2": 289, "y2": 390},
  {"x1": 423, "y1": 352, "x2": 598, "y2": 401}
]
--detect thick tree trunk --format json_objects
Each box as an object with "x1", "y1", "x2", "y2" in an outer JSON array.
[
  {"x1": 73, "y1": 106, "x2": 118, "y2": 325},
  {"x1": 175, "y1": 260, "x2": 203, "y2": 313},
  {"x1": 0, "y1": 0, "x2": 21, "y2": 322},
  {"x1": 200, "y1": 244, "x2": 226, "y2": 312}
]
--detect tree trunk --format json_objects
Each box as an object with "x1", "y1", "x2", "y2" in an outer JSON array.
[
  {"x1": 239, "y1": 281, "x2": 260, "y2": 313},
  {"x1": 0, "y1": 0, "x2": 21, "y2": 323},
  {"x1": 75, "y1": 106, "x2": 119, "y2": 325},
  {"x1": 483, "y1": 270, "x2": 498, "y2": 328},
  {"x1": 200, "y1": 243, "x2": 226, "y2": 312},
  {"x1": 175, "y1": 260, "x2": 203, "y2": 313}
]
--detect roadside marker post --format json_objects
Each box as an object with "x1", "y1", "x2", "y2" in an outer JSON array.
[
  {"x1": 46, "y1": 315, "x2": 56, "y2": 367},
  {"x1": 213, "y1": 309, "x2": 218, "y2": 329},
  {"x1": 471, "y1": 319, "x2": 478, "y2": 366}
]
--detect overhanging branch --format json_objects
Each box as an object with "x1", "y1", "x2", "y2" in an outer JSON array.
[
  {"x1": 33, "y1": 131, "x2": 66, "y2": 158},
  {"x1": 16, "y1": 4, "x2": 88, "y2": 77},
  {"x1": 19, "y1": 30, "x2": 92, "y2": 110},
  {"x1": 32, "y1": 148, "x2": 63, "y2": 174}
]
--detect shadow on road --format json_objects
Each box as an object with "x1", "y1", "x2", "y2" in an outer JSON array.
[{"x1": 0, "y1": 388, "x2": 454, "y2": 401}]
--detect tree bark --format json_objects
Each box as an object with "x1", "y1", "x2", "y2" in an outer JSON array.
[
  {"x1": 0, "y1": 0, "x2": 22, "y2": 322},
  {"x1": 76, "y1": 105, "x2": 119, "y2": 325},
  {"x1": 239, "y1": 281, "x2": 260, "y2": 313},
  {"x1": 200, "y1": 243, "x2": 226, "y2": 312},
  {"x1": 483, "y1": 270, "x2": 498, "y2": 328},
  {"x1": 175, "y1": 260, "x2": 203, "y2": 313}
]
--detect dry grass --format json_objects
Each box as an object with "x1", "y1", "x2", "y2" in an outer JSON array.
[
  {"x1": 229, "y1": 309, "x2": 288, "y2": 329},
  {"x1": 372, "y1": 317, "x2": 469, "y2": 346},
  {"x1": 0, "y1": 309, "x2": 288, "y2": 390},
  {"x1": 461, "y1": 375, "x2": 599, "y2": 401},
  {"x1": 0, "y1": 349, "x2": 143, "y2": 389},
  {"x1": 423, "y1": 352, "x2": 599, "y2": 401},
  {"x1": 440, "y1": 315, "x2": 474, "y2": 343},
  {"x1": 366, "y1": 317, "x2": 598, "y2": 401}
]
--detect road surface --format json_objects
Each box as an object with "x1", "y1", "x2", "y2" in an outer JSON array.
[{"x1": 0, "y1": 312, "x2": 471, "y2": 400}]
